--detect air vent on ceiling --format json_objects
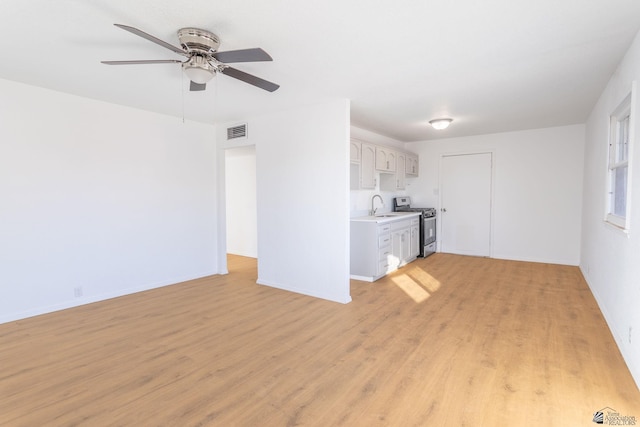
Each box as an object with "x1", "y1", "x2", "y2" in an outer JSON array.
[{"x1": 227, "y1": 123, "x2": 248, "y2": 140}]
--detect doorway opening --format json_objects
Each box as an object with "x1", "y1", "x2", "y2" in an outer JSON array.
[{"x1": 224, "y1": 145, "x2": 258, "y2": 275}]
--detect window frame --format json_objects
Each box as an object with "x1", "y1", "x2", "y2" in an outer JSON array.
[{"x1": 605, "y1": 84, "x2": 635, "y2": 231}]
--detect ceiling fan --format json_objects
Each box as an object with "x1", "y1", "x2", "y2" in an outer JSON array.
[{"x1": 102, "y1": 24, "x2": 279, "y2": 92}]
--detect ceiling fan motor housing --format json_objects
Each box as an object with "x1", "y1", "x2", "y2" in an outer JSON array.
[{"x1": 177, "y1": 28, "x2": 220, "y2": 54}]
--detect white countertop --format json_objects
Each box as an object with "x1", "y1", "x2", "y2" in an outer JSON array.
[{"x1": 350, "y1": 211, "x2": 420, "y2": 223}]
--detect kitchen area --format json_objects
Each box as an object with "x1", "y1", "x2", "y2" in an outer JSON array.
[{"x1": 350, "y1": 133, "x2": 436, "y2": 281}]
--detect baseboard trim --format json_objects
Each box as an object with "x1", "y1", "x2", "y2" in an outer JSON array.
[
  {"x1": 0, "y1": 270, "x2": 218, "y2": 325},
  {"x1": 256, "y1": 278, "x2": 352, "y2": 304},
  {"x1": 579, "y1": 264, "x2": 640, "y2": 391}
]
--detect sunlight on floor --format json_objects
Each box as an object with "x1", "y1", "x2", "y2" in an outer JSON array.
[
  {"x1": 391, "y1": 274, "x2": 430, "y2": 303},
  {"x1": 407, "y1": 266, "x2": 442, "y2": 293},
  {"x1": 390, "y1": 266, "x2": 442, "y2": 303}
]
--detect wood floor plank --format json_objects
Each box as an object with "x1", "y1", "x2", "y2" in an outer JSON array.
[{"x1": 1, "y1": 254, "x2": 639, "y2": 426}]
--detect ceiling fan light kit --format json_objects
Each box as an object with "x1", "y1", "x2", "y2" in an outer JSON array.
[
  {"x1": 429, "y1": 118, "x2": 453, "y2": 130},
  {"x1": 102, "y1": 24, "x2": 279, "y2": 92},
  {"x1": 182, "y1": 55, "x2": 216, "y2": 84}
]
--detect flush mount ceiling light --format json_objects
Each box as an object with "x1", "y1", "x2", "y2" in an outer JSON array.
[
  {"x1": 429, "y1": 118, "x2": 453, "y2": 130},
  {"x1": 182, "y1": 54, "x2": 216, "y2": 84}
]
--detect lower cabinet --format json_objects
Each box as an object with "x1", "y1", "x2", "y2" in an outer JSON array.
[
  {"x1": 350, "y1": 215, "x2": 419, "y2": 282},
  {"x1": 410, "y1": 218, "x2": 420, "y2": 259},
  {"x1": 390, "y1": 225, "x2": 410, "y2": 271},
  {"x1": 378, "y1": 228, "x2": 392, "y2": 276}
]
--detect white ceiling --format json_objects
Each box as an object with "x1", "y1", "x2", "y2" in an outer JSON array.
[{"x1": 2, "y1": 1, "x2": 640, "y2": 141}]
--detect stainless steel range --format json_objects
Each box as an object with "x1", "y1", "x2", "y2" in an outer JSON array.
[{"x1": 393, "y1": 197, "x2": 436, "y2": 257}]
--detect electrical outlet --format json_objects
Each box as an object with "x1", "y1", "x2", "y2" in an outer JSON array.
[{"x1": 74, "y1": 287, "x2": 83, "y2": 298}]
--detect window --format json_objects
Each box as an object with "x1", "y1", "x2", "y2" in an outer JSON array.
[{"x1": 606, "y1": 89, "x2": 634, "y2": 230}]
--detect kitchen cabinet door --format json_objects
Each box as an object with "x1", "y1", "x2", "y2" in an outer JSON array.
[
  {"x1": 396, "y1": 152, "x2": 406, "y2": 189},
  {"x1": 390, "y1": 230, "x2": 403, "y2": 271},
  {"x1": 406, "y1": 154, "x2": 419, "y2": 176},
  {"x1": 375, "y1": 146, "x2": 388, "y2": 171},
  {"x1": 391, "y1": 228, "x2": 411, "y2": 268},
  {"x1": 380, "y1": 152, "x2": 406, "y2": 191},
  {"x1": 386, "y1": 151, "x2": 397, "y2": 172},
  {"x1": 375, "y1": 147, "x2": 396, "y2": 172},
  {"x1": 410, "y1": 224, "x2": 420, "y2": 258},
  {"x1": 350, "y1": 139, "x2": 361, "y2": 163},
  {"x1": 360, "y1": 143, "x2": 376, "y2": 189}
]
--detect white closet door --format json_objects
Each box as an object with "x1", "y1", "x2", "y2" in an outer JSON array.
[{"x1": 440, "y1": 152, "x2": 492, "y2": 256}]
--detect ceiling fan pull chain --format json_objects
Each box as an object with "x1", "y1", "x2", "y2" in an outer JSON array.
[{"x1": 181, "y1": 71, "x2": 185, "y2": 124}]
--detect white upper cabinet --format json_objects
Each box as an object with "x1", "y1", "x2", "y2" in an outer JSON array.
[
  {"x1": 375, "y1": 147, "x2": 396, "y2": 172},
  {"x1": 349, "y1": 138, "x2": 418, "y2": 190},
  {"x1": 380, "y1": 151, "x2": 406, "y2": 191},
  {"x1": 350, "y1": 139, "x2": 361, "y2": 163},
  {"x1": 396, "y1": 152, "x2": 406, "y2": 189},
  {"x1": 406, "y1": 154, "x2": 419, "y2": 176},
  {"x1": 360, "y1": 143, "x2": 376, "y2": 189}
]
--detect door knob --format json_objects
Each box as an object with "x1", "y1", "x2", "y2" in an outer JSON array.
[{"x1": 442, "y1": 208, "x2": 447, "y2": 212}]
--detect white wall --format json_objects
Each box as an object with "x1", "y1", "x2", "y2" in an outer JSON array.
[
  {"x1": 225, "y1": 145, "x2": 258, "y2": 258},
  {"x1": 405, "y1": 125, "x2": 585, "y2": 265},
  {"x1": 0, "y1": 79, "x2": 218, "y2": 323},
  {"x1": 218, "y1": 100, "x2": 351, "y2": 303},
  {"x1": 581, "y1": 30, "x2": 640, "y2": 389}
]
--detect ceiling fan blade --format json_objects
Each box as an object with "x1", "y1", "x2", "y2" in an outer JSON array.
[
  {"x1": 190, "y1": 81, "x2": 207, "y2": 91},
  {"x1": 220, "y1": 67, "x2": 280, "y2": 92},
  {"x1": 101, "y1": 59, "x2": 183, "y2": 65},
  {"x1": 212, "y1": 48, "x2": 273, "y2": 63},
  {"x1": 113, "y1": 24, "x2": 187, "y2": 57}
]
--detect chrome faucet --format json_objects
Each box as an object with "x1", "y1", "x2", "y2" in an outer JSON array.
[{"x1": 370, "y1": 194, "x2": 384, "y2": 216}]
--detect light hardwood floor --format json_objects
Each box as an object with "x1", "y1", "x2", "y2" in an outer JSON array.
[{"x1": 1, "y1": 254, "x2": 639, "y2": 426}]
